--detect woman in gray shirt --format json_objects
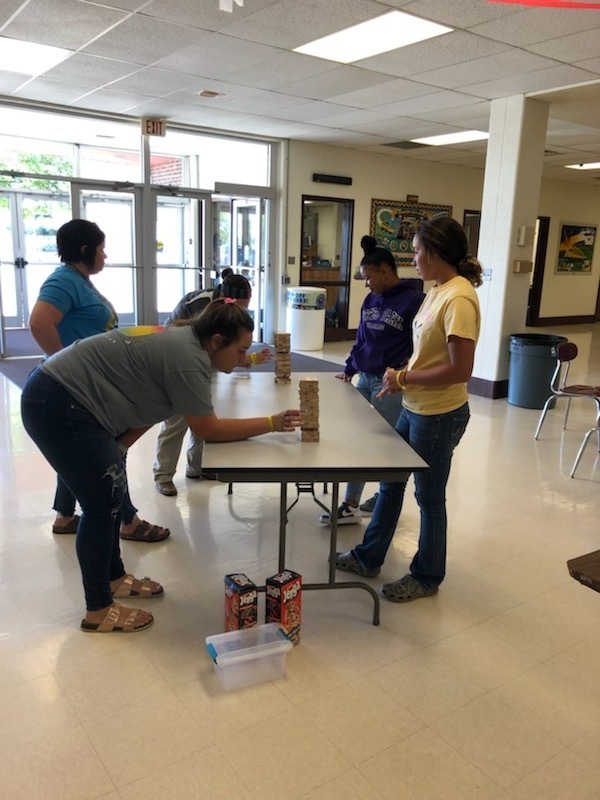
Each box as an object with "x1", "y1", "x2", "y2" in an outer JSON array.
[{"x1": 21, "y1": 300, "x2": 300, "y2": 633}]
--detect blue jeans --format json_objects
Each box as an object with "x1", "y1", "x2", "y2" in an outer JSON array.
[
  {"x1": 54, "y1": 461, "x2": 137, "y2": 523},
  {"x1": 21, "y1": 369, "x2": 127, "y2": 610},
  {"x1": 345, "y1": 372, "x2": 404, "y2": 504},
  {"x1": 354, "y1": 403, "x2": 470, "y2": 587}
]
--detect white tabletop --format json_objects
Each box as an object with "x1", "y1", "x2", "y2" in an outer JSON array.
[{"x1": 203, "y1": 372, "x2": 428, "y2": 482}]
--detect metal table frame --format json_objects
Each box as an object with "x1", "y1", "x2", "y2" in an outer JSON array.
[{"x1": 204, "y1": 372, "x2": 428, "y2": 626}]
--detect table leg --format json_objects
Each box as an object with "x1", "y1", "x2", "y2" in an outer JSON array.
[{"x1": 278, "y1": 482, "x2": 287, "y2": 573}]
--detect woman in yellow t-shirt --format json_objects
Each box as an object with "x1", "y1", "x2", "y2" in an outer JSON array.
[{"x1": 335, "y1": 216, "x2": 483, "y2": 603}]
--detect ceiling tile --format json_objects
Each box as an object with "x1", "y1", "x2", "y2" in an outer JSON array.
[
  {"x1": 327, "y1": 77, "x2": 438, "y2": 109},
  {"x1": 2, "y1": 0, "x2": 127, "y2": 50},
  {"x1": 372, "y1": 90, "x2": 485, "y2": 117},
  {"x1": 12, "y1": 77, "x2": 95, "y2": 104},
  {"x1": 357, "y1": 30, "x2": 509, "y2": 79},
  {"x1": 528, "y1": 27, "x2": 600, "y2": 63},
  {"x1": 402, "y1": 0, "x2": 515, "y2": 28},
  {"x1": 44, "y1": 54, "x2": 138, "y2": 86},
  {"x1": 469, "y1": 7, "x2": 600, "y2": 47},
  {"x1": 412, "y1": 50, "x2": 562, "y2": 91},
  {"x1": 141, "y1": 0, "x2": 281, "y2": 32},
  {"x1": 462, "y1": 65, "x2": 600, "y2": 101},
  {"x1": 276, "y1": 66, "x2": 396, "y2": 101},
  {"x1": 82, "y1": 14, "x2": 206, "y2": 65},
  {"x1": 224, "y1": 52, "x2": 334, "y2": 92},
  {"x1": 108, "y1": 68, "x2": 199, "y2": 97},
  {"x1": 218, "y1": 0, "x2": 384, "y2": 49},
  {"x1": 155, "y1": 32, "x2": 279, "y2": 78}
]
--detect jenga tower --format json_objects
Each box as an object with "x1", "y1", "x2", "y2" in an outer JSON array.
[
  {"x1": 299, "y1": 378, "x2": 319, "y2": 442},
  {"x1": 274, "y1": 331, "x2": 291, "y2": 384}
]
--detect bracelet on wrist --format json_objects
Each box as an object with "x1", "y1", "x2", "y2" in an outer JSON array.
[
  {"x1": 395, "y1": 369, "x2": 407, "y2": 389},
  {"x1": 251, "y1": 352, "x2": 259, "y2": 365},
  {"x1": 267, "y1": 415, "x2": 275, "y2": 432}
]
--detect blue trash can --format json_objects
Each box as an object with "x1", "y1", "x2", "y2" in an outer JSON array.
[{"x1": 508, "y1": 333, "x2": 567, "y2": 409}]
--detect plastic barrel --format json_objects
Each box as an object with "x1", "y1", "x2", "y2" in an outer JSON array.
[
  {"x1": 507, "y1": 333, "x2": 567, "y2": 409},
  {"x1": 285, "y1": 286, "x2": 327, "y2": 351}
]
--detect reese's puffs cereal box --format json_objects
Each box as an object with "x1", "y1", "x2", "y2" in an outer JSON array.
[
  {"x1": 265, "y1": 569, "x2": 302, "y2": 645},
  {"x1": 224, "y1": 573, "x2": 258, "y2": 631}
]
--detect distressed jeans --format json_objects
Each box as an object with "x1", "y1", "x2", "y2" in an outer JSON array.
[
  {"x1": 21, "y1": 368, "x2": 126, "y2": 610},
  {"x1": 345, "y1": 372, "x2": 404, "y2": 504},
  {"x1": 353, "y1": 403, "x2": 470, "y2": 587}
]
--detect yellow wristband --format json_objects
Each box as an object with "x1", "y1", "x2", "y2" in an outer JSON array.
[
  {"x1": 396, "y1": 369, "x2": 407, "y2": 389},
  {"x1": 251, "y1": 352, "x2": 259, "y2": 365},
  {"x1": 267, "y1": 415, "x2": 275, "y2": 432}
]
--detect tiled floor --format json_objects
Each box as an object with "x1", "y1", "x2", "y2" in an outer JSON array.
[{"x1": 1, "y1": 324, "x2": 599, "y2": 800}]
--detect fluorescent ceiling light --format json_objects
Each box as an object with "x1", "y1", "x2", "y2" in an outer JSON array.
[
  {"x1": 564, "y1": 162, "x2": 600, "y2": 170},
  {"x1": 0, "y1": 36, "x2": 70, "y2": 76},
  {"x1": 293, "y1": 11, "x2": 452, "y2": 64},
  {"x1": 411, "y1": 130, "x2": 489, "y2": 146}
]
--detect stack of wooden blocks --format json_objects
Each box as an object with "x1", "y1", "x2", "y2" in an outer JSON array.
[
  {"x1": 274, "y1": 331, "x2": 291, "y2": 384},
  {"x1": 299, "y1": 378, "x2": 319, "y2": 442}
]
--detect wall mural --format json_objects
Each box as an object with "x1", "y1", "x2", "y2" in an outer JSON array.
[{"x1": 370, "y1": 198, "x2": 452, "y2": 267}]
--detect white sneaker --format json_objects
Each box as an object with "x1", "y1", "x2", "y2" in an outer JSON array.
[{"x1": 318, "y1": 502, "x2": 362, "y2": 525}]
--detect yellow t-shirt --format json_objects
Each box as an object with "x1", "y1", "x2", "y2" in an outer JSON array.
[{"x1": 402, "y1": 275, "x2": 480, "y2": 415}]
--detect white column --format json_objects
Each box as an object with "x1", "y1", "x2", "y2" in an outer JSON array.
[{"x1": 474, "y1": 96, "x2": 549, "y2": 388}]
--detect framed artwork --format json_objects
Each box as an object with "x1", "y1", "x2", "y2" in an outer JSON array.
[
  {"x1": 370, "y1": 198, "x2": 452, "y2": 266},
  {"x1": 556, "y1": 222, "x2": 597, "y2": 273}
]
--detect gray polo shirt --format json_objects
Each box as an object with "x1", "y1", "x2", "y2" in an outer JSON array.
[{"x1": 41, "y1": 326, "x2": 213, "y2": 436}]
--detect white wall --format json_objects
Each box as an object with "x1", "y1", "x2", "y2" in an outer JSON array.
[
  {"x1": 284, "y1": 140, "x2": 600, "y2": 339},
  {"x1": 538, "y1": 179, "x2": 600, "y2": 318},
  {"x1": 286, "y1": 141, "x2": 485, "y2": 328}
]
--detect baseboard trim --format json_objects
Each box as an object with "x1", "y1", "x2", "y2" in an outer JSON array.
[{"x1": 468, "y1": 376, "x2": 508, "y2": 399}]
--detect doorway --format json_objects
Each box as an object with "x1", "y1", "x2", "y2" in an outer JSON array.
[{"x1": 0, "y1": 190, "x2": 71, "y2": 357}]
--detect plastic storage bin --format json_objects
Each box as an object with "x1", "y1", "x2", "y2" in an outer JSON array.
[
  {"x1": 286, "y1": 286, "x2": 327, "y2": 351},
  {"x1": 508, "y1": 333, "x2": 567, "y2": 409},
  {"x1": 205, "y1": 623, "x2": 293, "y2": 691}
]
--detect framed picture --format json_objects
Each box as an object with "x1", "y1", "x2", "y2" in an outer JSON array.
[
  {"x1": 370, "y1": 198, "x2": 452, "y2": 266},
  {"x1": 556, "y1": 223, "x2": 597, "y2": 273}
]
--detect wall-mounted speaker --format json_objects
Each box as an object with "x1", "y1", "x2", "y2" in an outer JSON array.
[{"x1": 312, "y1": 173, "x2": 352, "y2": 186}]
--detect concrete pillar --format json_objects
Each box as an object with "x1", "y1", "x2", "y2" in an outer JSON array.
[{"x1": 473, "y1": 96, "x2": 549, "y2": 397}]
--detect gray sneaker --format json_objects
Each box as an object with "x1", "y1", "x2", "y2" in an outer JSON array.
[
  {"x1": 380, "y1": 574, "x2": 438, "y2": 603},
  {"x1": 333, "y1": 550, "x2": 381, "y2": 578},
  {"x1": 359, "y1": 493, "x2": 379, "y2": 514}
]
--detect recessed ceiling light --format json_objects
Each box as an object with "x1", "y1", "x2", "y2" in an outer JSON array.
[
  {"x1": 564, "y1": 162, "x2": 600, "y2": 170},
  {"x1": 293, "y1": 10, "x2": 452, "y2": 64},
  {"x1": 411, "y1": 131, "x2": 489, "y2": 146},
  {"x1": 195, "y1": 90, "x2": 224, "y2": 98},
  {"x1": 0, "y1": 36, "x2": 70, "y2": 76}
]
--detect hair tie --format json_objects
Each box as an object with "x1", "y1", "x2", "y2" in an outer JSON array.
[{"x1": 224, "y1": 297, "x2": 237, "y2": 304}]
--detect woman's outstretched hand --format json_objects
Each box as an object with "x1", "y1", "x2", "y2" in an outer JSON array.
[{"x1": 273, "y1": 409, "x2": 302, "y2": 431}]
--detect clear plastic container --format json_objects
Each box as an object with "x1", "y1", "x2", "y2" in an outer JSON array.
[{"x1": 205, "y1": 623, "x2": 293, "y2": 691}]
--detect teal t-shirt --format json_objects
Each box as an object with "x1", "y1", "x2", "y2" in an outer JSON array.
[{"x1": 37, "y1": 265, "x2": 117, "y2": 347}]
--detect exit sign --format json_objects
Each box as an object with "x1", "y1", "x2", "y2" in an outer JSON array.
[{"x1": 141, "y1": 118, "x2": 166, "y2": 137}]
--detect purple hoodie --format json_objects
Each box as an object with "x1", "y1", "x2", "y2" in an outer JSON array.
[{"x1": 345, "y1": 279, "x2": 425, "y2": 378}]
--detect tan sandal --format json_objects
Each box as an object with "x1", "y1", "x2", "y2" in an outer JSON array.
[
  {"x1": 112, "y1": 574, "x2": 164, "y2": 599},
  {"x1": 81, "y1": 604, "x2": 153, "y2": 633}
]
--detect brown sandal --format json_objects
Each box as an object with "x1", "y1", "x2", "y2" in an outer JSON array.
[
  {"x1": 119, "y1": 520, "x2": 170, "y2": 542},
  {"x1": 52, "y1": 514, "x2": 80, "y2": 534},
  {"x1": 112, "y1": 574, "x2": 164, "y2": 599},
  {"x1": 81, "y1": 604, "x2": 153, "y2": 633}
]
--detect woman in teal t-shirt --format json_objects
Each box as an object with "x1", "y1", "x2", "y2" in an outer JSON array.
[{"x1": 29, "y1": 219, "x2": 169, "y2": 542}]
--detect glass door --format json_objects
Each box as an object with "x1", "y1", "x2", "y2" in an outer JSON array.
[
  {"x1": 73, "y1": 187, "x2": 138, "y2": 326},
  {"x1": 155, "y1": 193, "x2": 208, "y2": 323},
  {"x1": 0, "y1": 190, "x2": 71, "y2": 357},
  {"x1": 212, "y1": 194, "x2": 269, "y2": 341}
]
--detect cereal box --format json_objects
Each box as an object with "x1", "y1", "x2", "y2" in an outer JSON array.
[
  {"x1": 224, "y1": 573, "x2": 258, "y2": 632},
  {"x1": 265, "y1": 569, "x2": 302, "y2": 645}
]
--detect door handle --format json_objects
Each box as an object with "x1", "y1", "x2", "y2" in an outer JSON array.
[{"x1": 14, "y1": 257, "x2": 28, "y2": 269}]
